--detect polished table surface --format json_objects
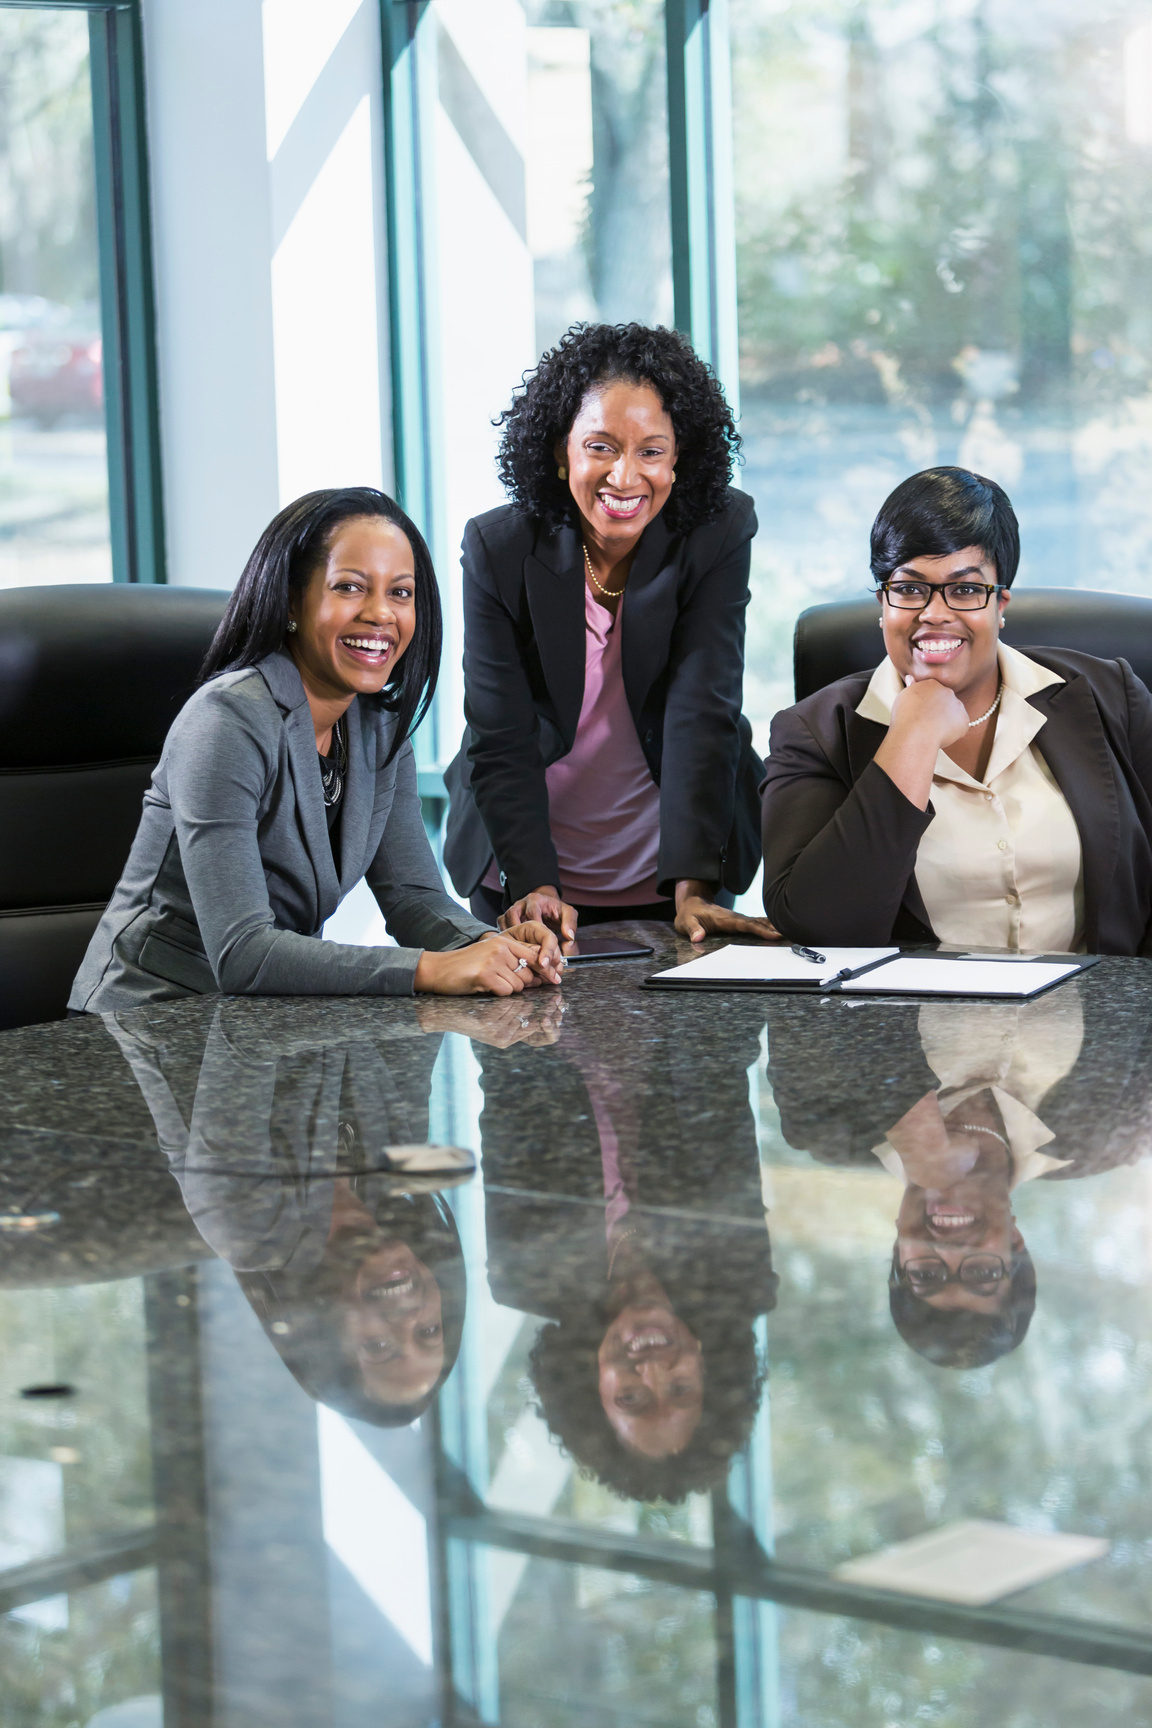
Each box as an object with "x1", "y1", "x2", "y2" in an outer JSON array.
[{"x1": 3, "y1": 924, "x2": 1152, "y2": 1725}]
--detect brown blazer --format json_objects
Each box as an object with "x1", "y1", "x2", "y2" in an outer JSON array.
[{"x1": 760, "y1": 648, "x2": 1152, "y2": 955}]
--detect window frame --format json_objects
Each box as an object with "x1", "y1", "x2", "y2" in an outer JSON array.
[{"x1": 0, "y1": 0, "x2": 166, "y2": 584}]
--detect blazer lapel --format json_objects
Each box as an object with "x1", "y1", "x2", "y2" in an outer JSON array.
[
  {"x1": 620, "y1": 514, "x2": 675, "y2": 719},
  {"x1": 337, "y1": 696, "x2": 376, "y2": 895},
  {"x1": 846, "y1": 707, "x2": 935, "y2": 934},
  {"x1": 258, "y1": 652, "x2": 341, "y2": 926},
  {"x1": 1029, "y1": 675, "x2": 1120, "y2": 952},
  {"x1": 524, "y1": 524, "x2": 586, "y2": 746}
]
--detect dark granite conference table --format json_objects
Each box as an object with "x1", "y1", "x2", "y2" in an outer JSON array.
[{"x1": 3, "y1": 924, "x2": 1152, "y2": 1726}]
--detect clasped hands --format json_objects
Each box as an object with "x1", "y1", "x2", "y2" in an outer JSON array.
[
  {"x1": 499, "y1": 879, "x2": 779, "y2": 948},
  {"x1": 413, "y1": 919, "x2": 567, "y2": 996}
]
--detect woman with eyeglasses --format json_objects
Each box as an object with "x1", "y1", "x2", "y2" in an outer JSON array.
[{"x1": 761, "y1": 466, "x2": 1152, "y2": 953}]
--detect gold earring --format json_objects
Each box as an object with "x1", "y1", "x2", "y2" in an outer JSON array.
[
  {"x1": 671, "y1": 469, "x2": 677, "y2": 481},
  {"x1": 557, "y1": 465, "x2": 568, "y2": 480}
]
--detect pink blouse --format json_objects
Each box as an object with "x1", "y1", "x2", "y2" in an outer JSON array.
[{"x1": 484, "y1": 583, "x2": 664, "y2": 905}]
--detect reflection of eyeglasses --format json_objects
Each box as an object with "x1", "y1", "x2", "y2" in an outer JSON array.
[
  {"x1": 877, "y1": 580, "x2": 1005, "y2": 612},
  {"x1": 890, "y1": 1250, "x2": 1010, "y2": 1294}
]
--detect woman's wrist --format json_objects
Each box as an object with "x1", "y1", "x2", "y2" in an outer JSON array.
[
  {"x1": 413, "y1": 950, "x2": 443, "y2": 992},
  {"x1": 675, "y1": 878, "x2": 717, "y2": 910}
]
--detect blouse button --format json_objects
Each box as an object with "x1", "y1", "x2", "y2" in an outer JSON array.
[{"x1": 997, "y1": 839, "x2": 1008, "y2": 851}]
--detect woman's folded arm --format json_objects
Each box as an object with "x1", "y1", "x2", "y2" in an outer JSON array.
[
  {"x1": 760, "y1": 709, "x2": 933, "y2": 944},
  {"x1": 366, "y1": 740, "x2": 494, "y2": 951},
  {"x1": 168, "y1": 694, "x2": 448, "y2": 997}
]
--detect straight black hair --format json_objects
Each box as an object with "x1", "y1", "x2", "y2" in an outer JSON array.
[
  {"x1": 237, "y1": 1190, "x2": 466, "y2": 1429},
  {"x1": 198, "y1": 487, "x2": 441, "y2": 765},
  {"x1": 871, "y1": 466, "x2": 1021, "y2": 589}
]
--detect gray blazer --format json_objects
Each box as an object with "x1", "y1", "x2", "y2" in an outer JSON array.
[{"x1": 70, "y1": 650, "x2": 490, "y2": 1013}]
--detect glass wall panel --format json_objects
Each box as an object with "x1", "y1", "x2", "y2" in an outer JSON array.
[
  {"x1": 0, "y1": 8, "x2": 111, "y2": 590},
  {"x1": 730, "y1": 0, "x2": 1152, "y2": 741},
  {"x1": 1, "y1": 1569, "x2": 160, "y2": 1727},
  {"x1": 426, "y1": 0, "x2": 673, "y2": 757},
  {"x1": 0, "y1": 1280, "x2": 154, "y2": 1553}
]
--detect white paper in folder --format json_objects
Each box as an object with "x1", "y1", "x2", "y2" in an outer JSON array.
[
  {"x1": 650, "y1": 946, "x2": 897, "y2": 984},
  {"x1": 841, "y1": 957, "x2": 1079, "y2": 997}
]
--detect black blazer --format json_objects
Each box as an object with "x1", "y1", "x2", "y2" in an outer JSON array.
[
  {"x1": 475, "y1": 999, "x2": 777, "y2": 1321},
  {"x1": 444, "y1": 493, "x2": 764, "y2": 901},
  {"x1": 764, "y1": 987, "x2": 1152, "y2": 1182},
  {"x1": 761, "y1": 648, "x2": 1152, "y2": 955}
]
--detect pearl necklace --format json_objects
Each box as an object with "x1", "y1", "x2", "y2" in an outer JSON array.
[
  {"x1": 956, "y1": 1122, "x2": 1009, "y2": 1149},
  {"x1": 583, "y1": 540, "x2": 627, "y2": 599},
  {"x1": 968, "y1": 684, "x2": 1003, "y2": 729}
]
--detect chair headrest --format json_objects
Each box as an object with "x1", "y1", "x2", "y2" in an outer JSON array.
[
  {"x1": 0, "y1": 584, "x2": 228, "y2": 768},
  {"x1": 793, "y1": 587, "x2": 1152, "y2": 703}
]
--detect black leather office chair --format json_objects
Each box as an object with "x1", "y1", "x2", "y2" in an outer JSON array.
[
  {"x1": 0, "y1": 584, "x2": 228, "y2": 1030},
  {"x1": 793, "y1": 587, "x2": 1152, "y2": 702}
]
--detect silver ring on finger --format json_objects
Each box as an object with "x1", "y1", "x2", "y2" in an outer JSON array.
[{"x1": 515, "y1": 957, "x2": 529, "y2": 971}]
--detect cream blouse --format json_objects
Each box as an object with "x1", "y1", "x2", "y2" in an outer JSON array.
[
  {"x1": 871, "y1": 991, "x2": 1083, "y2": 1188},
  {"x1": 856, "y1": 644, "x2": 1085, "y2": 953}
]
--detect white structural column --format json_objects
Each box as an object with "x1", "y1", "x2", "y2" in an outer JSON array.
[
  {"x1": 426, "y1": 0, "x2": 537, "y2": 763},
  {"x1": 142, "y1": 0, "x2": 393, "y2": 588},
  {"x1": 141, "y1": 0, "x2": 279, "y2": 588}
]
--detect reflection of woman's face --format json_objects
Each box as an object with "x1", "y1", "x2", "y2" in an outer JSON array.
[
  {"x1": 344, "y1": 1239, "x2": 444, "y2": 1405},
  {"x1": 597, "y1": 1280, "x2": 703, "y2": 1458},
  {"x1": 895, "y1": 1135, "x2": 1023, "y2": 1318}
]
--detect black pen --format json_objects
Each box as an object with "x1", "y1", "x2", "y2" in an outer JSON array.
[{"x1": 791, "y1": 944, "x2": 826, "y2": 965}]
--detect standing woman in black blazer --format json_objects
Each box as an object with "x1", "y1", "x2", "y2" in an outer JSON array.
[{"x1": 444, "y1": 323, "x2": 777, "y2": 943}]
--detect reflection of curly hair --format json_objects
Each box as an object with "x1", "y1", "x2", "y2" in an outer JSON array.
[
  {"x1": 495, "y1": 323, "x2": 741, "y2": 535},
  {"x1": 528, "y1": 1303, "x2": 764, "y2": 1504}
]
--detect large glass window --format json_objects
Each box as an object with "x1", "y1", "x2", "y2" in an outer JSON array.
[
  {"x1": 394, "y1": 0, "x2": 673, "y2": 765},
  {"x1": 730, "y1": 0, "x2": 1152, "y2": 743},
  {"x1": 0, "y1": 8, "x2": 110, "y2": 590}
]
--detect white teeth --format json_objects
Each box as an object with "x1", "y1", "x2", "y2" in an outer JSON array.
[
  {"x1": 599, "y1": 495, "x2": 642, "y2": 515},
  {"x1": 916, "y1": 639, "x2": 962, "y2": 652},
  {"x1": 344, "y1": 638, "x2": 389, "y2": 652},
  {"x1": 627, "y1": 1331, "x2": 673, "y2": 1352}
]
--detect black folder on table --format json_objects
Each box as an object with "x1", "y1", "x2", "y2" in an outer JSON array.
[{"x1": 642, "y1": 946, "x2": 1100, "y2": 1000}]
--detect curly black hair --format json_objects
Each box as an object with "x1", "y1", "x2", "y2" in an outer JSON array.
[
  {"x1": 528, "y1": 1300, "x2": 764, "y2": 1505},
  {"x1": 495, "y1": 322, "x2": 741, "y2": 534}
]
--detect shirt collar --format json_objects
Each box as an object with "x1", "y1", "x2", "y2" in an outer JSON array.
[{"x1": 855, "y1": 644, "x2": 1065, "y2": 788}]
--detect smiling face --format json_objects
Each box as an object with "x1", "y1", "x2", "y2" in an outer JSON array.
[
  {"x1": 288, "y1": 515, "x2": 417, "y2": 704},
  {"x1": 880, "y1": 544, "x2": 1009, "y2": 698},
  {"x1": 895, "y1": 1134, "x2": 1022, "y2": 1317},
  {"x1": 557, "y1": 379, "x2": 678, "y2": 553},
  {"x1": 597, "y1": 1290, "x2": 704, "y2": 1458},
  {"x1": 345, "y1": 1238, "x2": 445, "y2": 1406}
]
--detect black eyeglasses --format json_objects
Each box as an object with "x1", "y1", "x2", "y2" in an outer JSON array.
[
  {"x1": 891, "y1": 1250, "x2": 1010, "y2": 1295},
  {"x1": 877, "y1": 579, "x2": 1005, "y2": 612}
]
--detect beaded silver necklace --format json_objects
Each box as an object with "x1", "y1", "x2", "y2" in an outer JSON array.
[{"x1": 319, "y1": 715, "x2": 348, "y2": 808}]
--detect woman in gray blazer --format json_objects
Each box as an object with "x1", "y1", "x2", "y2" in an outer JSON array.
[{"x1": 70, "y1": 488, "x2": 565, "y2": 1014}]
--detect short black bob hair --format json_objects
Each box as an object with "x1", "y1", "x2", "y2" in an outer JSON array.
[
  {"x1": 871, "y1": 466, "x2": 1021, "y2": 589},
  {"x1": 495, "y1": 322, "x2": 741, "y2": 535},
  {"x1": 199, "y1": 487, "x2": 442, "y2": 765},
  {"x1": 888, "y1": 1245, "x2": 1036, "y2": 1370}
]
